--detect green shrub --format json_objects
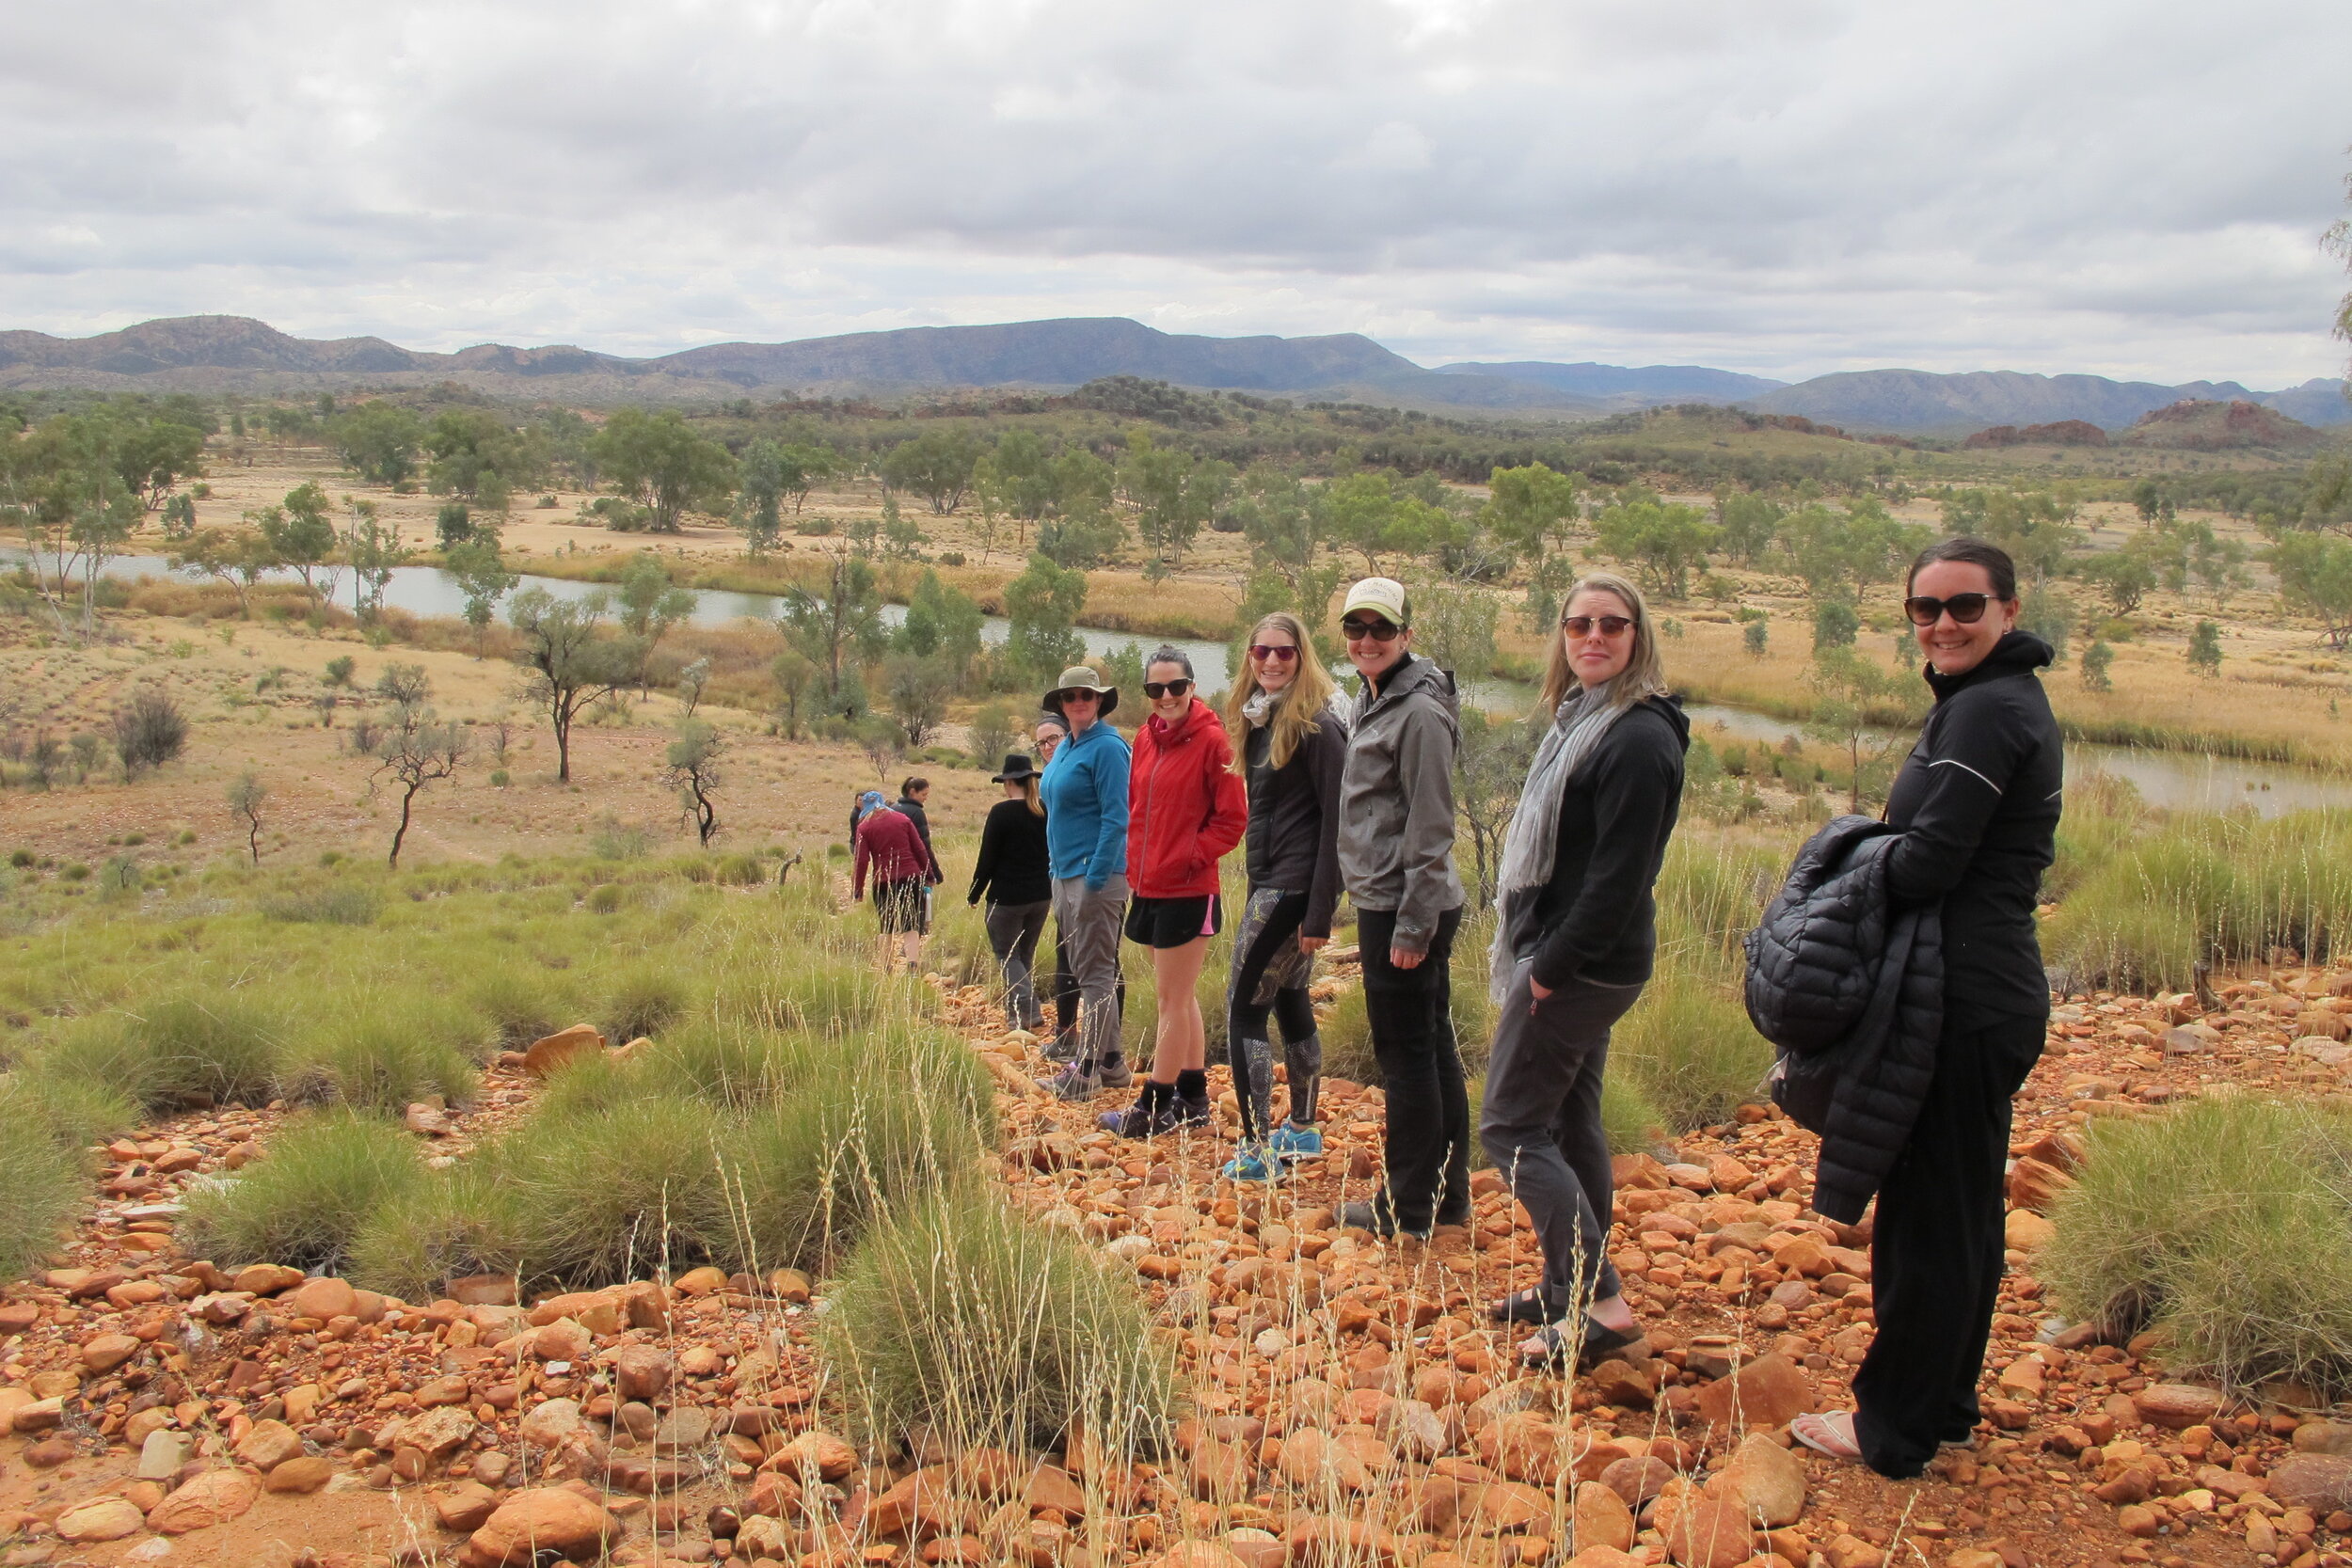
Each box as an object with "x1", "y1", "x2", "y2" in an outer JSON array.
[
  {"x1": 739, "y1": 1052, "x2": 990, "y2": 1270},
  {"x1": 598, "y1": 964, "x2": 696, "y2": 1044},
  {"x1": 282, "y1": 992, "x2": 484, "y2": 1113},
  {"x1": 709, "y1": 954, "x2": 920, "y2": 1035},
  {"x1": 1600, "y1": 1072, "x2": 1667, "y2": 1155},
  {"x1": 35, "y1": 993, "x2": 285, "y2": 1113},
  {"x1": 496, "y1": 1093, "x2": 743, "y2": 1288},
  {"x1": 2043, "y1": 1097, "x2": 2352, "y2": 1401},
  {"x1": 0, "y1": 1077, "x2": 98, "y2": 1279},
  {"x1": 1610, "y1": 958, "x2": 1769, "y2": 1132},
  {"x1": 822, "y1": 1190, "x2": 1176, "y2": 1452},
  {"x1": 183, "y1": 1111, "x2": 428, "y2": 1273},
  {"x1": 261, "y1": 883, "x2": 382, "y2": 925},
  {"x1": 465, "y1": 964, "x2": 582, "y2": 1047},
  {"x1": 1321, "y1": 987, "x2": 1373, "y2": 1086},
  {"x1": 5, "y1": 1069, "x2": 136, "y2": 1150},
  {"x1": 352, "y1": 1164, "x2": 525, "y2": 1299}
]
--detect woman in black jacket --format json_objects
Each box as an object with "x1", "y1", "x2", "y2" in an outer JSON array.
[
  {"x1": 1792, "y1": 536, "x2": 2062, "y2": 1478},
  {"x1": 1478, "y1": 571, "x2": 1687, "y2": 1370},
  {"x1": 1218, "y1": 611, "x2": 1347, "y2": 1182},
  {"x1": 969, "y1": 753, "x2": 1054, "y2": 1035}
]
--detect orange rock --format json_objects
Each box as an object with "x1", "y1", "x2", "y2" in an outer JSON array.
[
  {"x1": 149, "y1": 1467, "x2": 262, "y2": 1533},
  {"x1": 461, "y1": 1489, "x2": 618, "y2": 1566},
  {"x1": 1660, "y1": 1497, "x2": 1755, "y2": 1568},
  {"x1": 1283, "y1": 1516, "x2": 1401, "y2": 1568},
  {"x1": 1571, "y1": 1481, "x2": 1634, "y2": 1552},
  {"x1": 285, "y1": 1276, "x2": 358, "y2": 1321},
  {"x1": 264, "y1": 1456, "x2": 337, "y2": 1494},
  {"x1": 523, "y1": 1023, "x2": 606, "y2": 1076},
  {"x1": 1692, "y1": 1354, "x2": 1814, "y2": 1433}
]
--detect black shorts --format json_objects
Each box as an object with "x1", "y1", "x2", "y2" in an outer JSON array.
[
  {"x1": 1124, "y1": 894, "x2": 1222, "y2": 949},
  {"x1": 873, "y1": 879, "x2": 929, "y2": 934}
]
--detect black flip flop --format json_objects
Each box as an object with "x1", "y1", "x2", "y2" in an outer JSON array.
[{"x1": 1488, "y1": 1288, "x2": 1555, "y2": 1326}]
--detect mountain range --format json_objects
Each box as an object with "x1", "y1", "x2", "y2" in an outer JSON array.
[{"x1": 0, "y1": 313, "x2": 2343, "y2": 435}]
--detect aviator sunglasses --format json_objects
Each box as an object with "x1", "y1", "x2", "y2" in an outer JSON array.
[
  {"x1": 1903, "y1": 593, "x2": 1993, "y2": 626},
  {"x1": 1562, "y1": 613, "x2": 1633, "y2": 638},
  {"x1": 1142, "y1": 677, "x2": 1194, "y2": 699}
]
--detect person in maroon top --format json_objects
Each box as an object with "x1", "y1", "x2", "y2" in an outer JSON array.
[
  {"x1": 1102, "y1": 646, "x2": 1248, "y2": 1138},
  {"x1": 850, "y1": 789, "x2": 937, "y2": 972}
]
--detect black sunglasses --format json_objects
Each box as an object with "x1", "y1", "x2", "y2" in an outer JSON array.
[
  {"x1": 1903, "y1": 593, "x2": 1993, "y2": 626},
  {"x1": 1340, "y1": 617, "x2": 1402, "y2": 642},
  {"x1": 1056, "y1": 689, "x2": 1101, "y2": 705},
  {"x1": 1142, "y1": 678, "x2": 1193, "y2": 699},
  {"x1": 1562, "y1": 614, "x2": 1633, "y2": 638}
]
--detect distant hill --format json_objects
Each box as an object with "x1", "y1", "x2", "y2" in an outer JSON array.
[
  {"x1": 1435, "y1": 360, "x2": 1784, "y2": 404},
  {"x1": 0, "y1": 315, "x2": 2342, "y2": 433},
  {"x1": 2119, "y1": 400, "x2": 2328, "y2": 451},
  {"x1": 0, "y1": 314, "x2": 1601, "y2": 412}
]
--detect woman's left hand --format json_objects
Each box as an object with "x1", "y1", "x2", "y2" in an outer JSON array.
[
  {"x1": 1528, "y1": 976, "x2": 1552, "y2": 1014},
  {"x1": 1297, "y1": 935, "x2": 1327, "y2": 954}
]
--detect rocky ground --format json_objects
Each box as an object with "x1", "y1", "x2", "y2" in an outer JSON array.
[{"x1": 4, "y1": 966, "x2": 2351, "y2": 1568}]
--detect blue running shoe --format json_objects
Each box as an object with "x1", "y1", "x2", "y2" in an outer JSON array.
[
  {"x1": 1221, "y1": 1145, "x2": 1279, "y2": 1183},
  {"x1": 1267, "y1": 1122, "x2": 1325, "y2": 1162}
]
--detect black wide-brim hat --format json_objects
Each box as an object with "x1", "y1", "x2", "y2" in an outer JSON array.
[{"x1": 990, "y1": 752, "x2": 1039, "y2": 783}]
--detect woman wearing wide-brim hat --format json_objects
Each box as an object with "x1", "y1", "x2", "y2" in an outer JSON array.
[
  {"x1": 968, "y1": 752, "x2": 1054, "y2": 1035},
  {"x1": 1036, "y1": 666, "x2": 1136, "y2": 1098}
]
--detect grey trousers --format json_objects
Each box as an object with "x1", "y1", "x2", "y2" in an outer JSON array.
[
  {"x1": 1478, "y1": 958, "x2": 1645, "y2": 1309},
  {"x1": 983, "y1": 899, "x2": 1050, "y2": 1032},
  {"x1": 1051, "y1": 874, "x2": 1129, "y2": 1069}
]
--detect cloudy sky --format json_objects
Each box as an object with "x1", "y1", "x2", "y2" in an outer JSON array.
[{"x1": 5, "y1": 0, "x2": 2347, "y2": 386}]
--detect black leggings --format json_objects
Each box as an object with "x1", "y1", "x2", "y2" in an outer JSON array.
[{"x1": 1225, "y1": 887, "x2": 1322, "y2": 1141}]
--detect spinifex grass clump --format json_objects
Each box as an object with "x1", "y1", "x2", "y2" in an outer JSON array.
[
  {"x1": 34, "y1": 993, "x2": 286, "y2": 1113},
  {"x1": 2043, "y1": 1095, "x2": 2352, "y2": 1401},
  {"x1": 1610, "y1": 952, "x2": 1769, "y2": 1133},
  {"x1": 183, "y1": 1110, "x2": 428, "y2": 1274},
  {"x1": 0, "y1": 1076, "x2": 113, "y2": 1279},
  {"x1": 279, "y1": 988, "x2": 486, "y2": 1113},
  {"x1": 822, "y1": 1190, "x2": 1177, "y2": 1454}
]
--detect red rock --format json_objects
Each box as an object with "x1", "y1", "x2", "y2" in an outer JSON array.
[
  {"x1": 265, "y1": 1456, "x2": 337, "y2": 1493},
  {"x1": 612, "y1": 1344, "x2": 675, "y2": 1402},
  {"x1": 233, "y1": 1418, "x2": 305, "y2": 1469},
  {"x1": 55, "y1": 1497, "x2": 148, "y2": 1543},
  {"x1": 448, "y1": 1275, "x2": 519, "y2": 1307},
  {"x1": 149, "y1": 1467, "x2": 262, "y2": 1533},
  {"x1": 434, "y1": 1480, "x2": 503, "y2": 1531},
  {"x1": 1692, "y1": 1354, "x2": 1813, "y2": 1432},
  {"x1": 285, "y1": 1276, "x2": 358, "y2": 1321},
  {"x1": 523, "y1": 1023, "x2": 606, "y2": 1076},
  {"x1": 2268, "y1": 1455, "x2": 2352, "y2": 1513},
  {"x1": 1572, "y1": 1481, "x2": 1634, "y2": 1551},
  {"x1": 1283, "y1": 1516, "x2": 1401, "y2": 1567},
  {"x1": 81, "y1": 1332, "x2": 141, "y2": 1373},
  {"x1": 461, "y1": 1488, "x2": 618, "y2": 1566},
  {"x1": 1660, "y1": 1497, "x2": 1756, "y2": 1568},
  {"x1": 231, "y1": 1263, "x2": 305, "y2": 1295},
  {"x1": 2132, "y1": 1384, "x2": 2222, "y2": 1431},
  {"x1": 1599, "y1": 1456, "x2": 1676, "y2": 1508}
]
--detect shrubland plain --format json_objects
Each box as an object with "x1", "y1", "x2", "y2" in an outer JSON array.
[{"x1": 1, "y1": 383, "x2": 2350, "y2": 1568}]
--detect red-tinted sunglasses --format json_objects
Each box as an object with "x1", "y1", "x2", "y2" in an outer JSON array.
[{"x1": 1248, "y1": 644, "x2": 1300, "y2": 663}]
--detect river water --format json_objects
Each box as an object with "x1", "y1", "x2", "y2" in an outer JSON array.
[{"x1": 20, "y1": 549, "x2": 2352, "y2": 817}]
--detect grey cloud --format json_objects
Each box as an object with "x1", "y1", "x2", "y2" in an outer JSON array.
[{"x1": 0, "y1": 0, "x2": 2345, "y2": 382}]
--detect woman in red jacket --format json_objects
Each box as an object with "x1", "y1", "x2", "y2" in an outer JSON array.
[
  {"x1": 1103, "y1": 647, "x2": 1248, "y2": 1138},
  {"x1": 850, "y1": 789, "x2": 938, "y2": 973}
]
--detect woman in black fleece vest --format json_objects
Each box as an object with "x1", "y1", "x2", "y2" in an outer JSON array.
[
  {"x1": 1794, "y1": 536, "x2": 2062, "y2": 1478},
  {"x1": 1478, "y1": 571, "x2": 1688, "y2": 1370}
]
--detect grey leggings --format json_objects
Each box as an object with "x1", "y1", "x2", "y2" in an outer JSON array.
[
  {"x1": 983, "y1": 899, "x2": 1050, "y2": 1032},
  {"x1": 1225, "y1": 887, "x2": 1322, "y2": 1142},
  {"x1": 1477, "y1": 958, "x2": 1645, "y2": 1309},
  {"x1": 1051, "y1": 874, "x2": 1129, "y2": 1069}
]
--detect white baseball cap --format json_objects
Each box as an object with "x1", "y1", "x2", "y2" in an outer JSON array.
[{"x1": 1341, "y1": 577, "x2": 1410, "y2": 626}]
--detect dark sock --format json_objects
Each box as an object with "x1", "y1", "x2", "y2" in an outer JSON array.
[
  {"x1": 1175, "y1": 1069, "x2": 1207, "y2": 1101},
  {"x1": 1139, "y1": 1080, "x2": 1172, "y2": 1109}
]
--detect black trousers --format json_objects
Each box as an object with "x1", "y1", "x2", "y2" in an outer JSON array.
[
  {"x1": 1852, "y1": 1010, "x2": 2045, "y2": 1478},
  {"x1": 1357, "y1": 905, "x2": 1469, "y2": 1233}
]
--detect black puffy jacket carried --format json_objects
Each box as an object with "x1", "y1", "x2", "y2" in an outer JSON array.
[{"x1": 1745, "y1": 815, "x2": 1944, "y2": 1225}]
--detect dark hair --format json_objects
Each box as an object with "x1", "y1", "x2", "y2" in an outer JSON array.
[
  {"x1": 900, "y1": 776, "x2": 929, "y2": 798},
  {"x1": 1907, "y1": 536, "x2": 2017, "y2": 601},
  {"x1": 1145, "y1": 644, "x2": 1194, "y2": 679},
  {"x1": 1035, "y1": 712, "x2": 1069, "y2": 735}
]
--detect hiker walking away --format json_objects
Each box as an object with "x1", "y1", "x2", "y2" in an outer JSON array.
[
  {"x1": 1791, "y1": 536, "x2": 2062, "y2": 1478},
  {"x1": 1101, "y1": 648, "x2": 1248, "y2": 1138},
  {"x1": 968, "y1": 754, "x2": 1054, "y2": 1035},
  {"x1": 1037, "y1": 667, "x2": 1136, "y2": 1099},
  {"x1": 1477, "y1": 572, "x2": 1688, "y2": 1370},
  {"x1": 1219, "y1": 610, "x2": 1346, "y2": 1182},
  {"x1": 1332, "y1": 578, "x2": 1469, "y2": 1239},
  {"x1": 896, "y1": 775, "x2": 944, "y2": 932},
  {"x1": 850, "y1": 788, "x2": 937, "y2": 973}
]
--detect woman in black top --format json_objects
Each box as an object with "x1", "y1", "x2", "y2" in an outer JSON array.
[
  {"x1": 1793, "y1": 536, "x2": 2062, "y2": 1478},
  {"x1": 968, "y1": 753, "x2": 1055, "y2": 1035},
  {"x1": 1217, "y1": 611, "x2": 1347, "y2": 1182},
  {"x1": 1477, "y1": 571, "x2": 1687, "y2": 1369}
]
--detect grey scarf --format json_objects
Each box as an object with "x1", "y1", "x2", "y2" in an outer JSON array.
[{"x1": 1487, "y1": 688, "x2": 1630, "y2": 1003}]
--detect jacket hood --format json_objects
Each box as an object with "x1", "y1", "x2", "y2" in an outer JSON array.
[
  {"x1": 1364, "y1": 651, "x2": 1459, "y2": 715},
  {"x1": 1923, "y1": 631, "x2": 2054, "y2": 704},
  {"x1": 1634, "y1": 692, "x2": 1692, "y2": 749},
  {"x1": 1146, "y1": 695, "x2": 1220, "y2": 742}
]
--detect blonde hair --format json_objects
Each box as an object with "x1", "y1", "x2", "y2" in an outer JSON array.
[
  {"x1": 1535, "y1": 571, "x2": 1670, "y2": 717},
  {"x1": 1019, "y1": 775, "x2": 1042, "y2": 816},
  {"x1": 1225, "y1": 610, "x2": 1339, "y2": 772}
]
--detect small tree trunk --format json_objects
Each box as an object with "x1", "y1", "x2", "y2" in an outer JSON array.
[{"x1": 389, "y1": 785, "x2": 418, "y2": 866}]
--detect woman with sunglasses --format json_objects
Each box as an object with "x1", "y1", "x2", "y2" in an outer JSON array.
[
  {"x1": 1332, "y1": 577, "x2": 1469, "y2": 1239},
  {"x1": 1038, "y1": 668, "x2": 1136, "y2": 1099},
  {"x1": 1478, "y1": 571, "x2": 1687, "y2": 1370},
  {"x1": 1792, "y1": 536, "x2": 2061, "y2": 1478},
  {"x1": 1101, "y1": 647, "x2": 1248, "y2": 1137},
  {"x1": 1218, "y1": 611, "x2": 1346, "y2": 1180}
]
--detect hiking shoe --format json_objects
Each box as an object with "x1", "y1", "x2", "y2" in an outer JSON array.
[
  {"x1": 1041, "y1": 1029, "x2": 1080, "y2": 1065},
  {"x1": 1222, "y1": 1146, "x2": 1280, "y2": 1183},
  {"x1": 1166, "y1": 1092, "x2": 1213, "y2": 1131},
  {"x1": 1267, "y1": 1122, "x2": 1325, "y2": 1162},
  {"x1": 1043, "y1": 1064, "x2": 1100, "y2": 1101},
  {"x1": 1100, "y1": 1098, "x2": 1176, "y2": 1139},
  {"x1": 1094, "y1": 1055, "x2": 1134, "y2": 1089}
]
